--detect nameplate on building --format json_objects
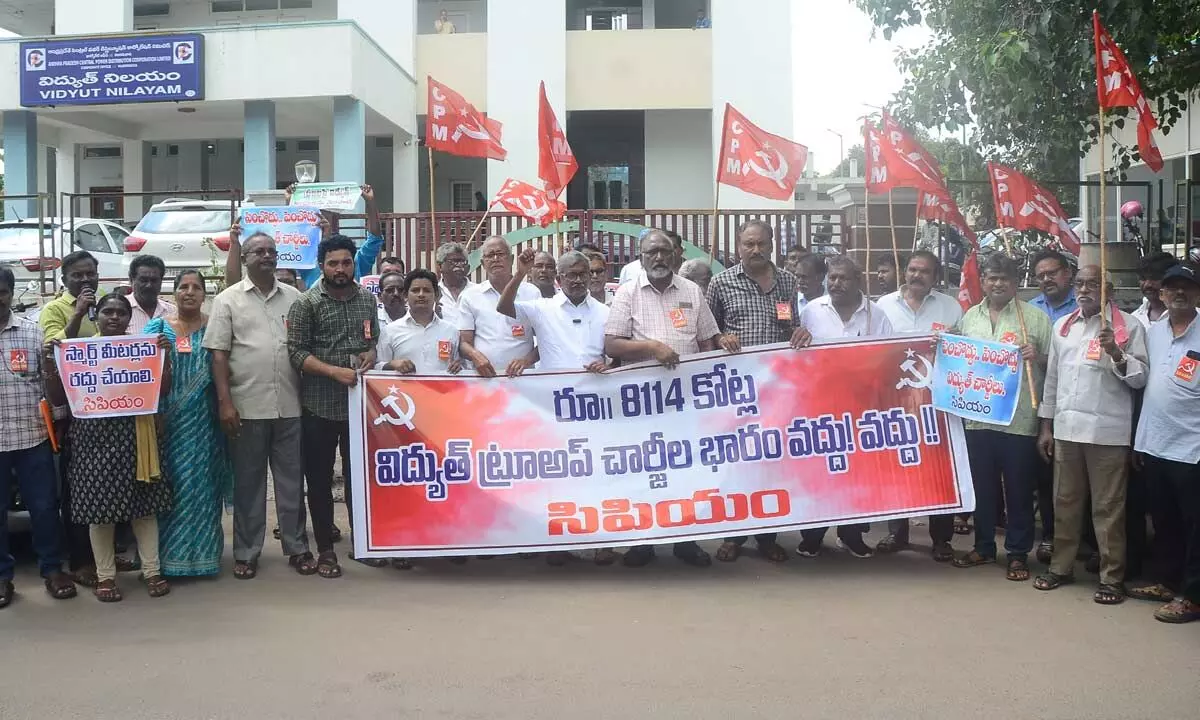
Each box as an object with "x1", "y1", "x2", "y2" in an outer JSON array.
[{"x1": 20, "y1": 33, "x2": 205, "y2": 108}]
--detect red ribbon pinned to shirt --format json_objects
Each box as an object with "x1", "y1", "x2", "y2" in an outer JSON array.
[{"x1": 1059, "y1": 301, "x2": 1128, "y2": 346}]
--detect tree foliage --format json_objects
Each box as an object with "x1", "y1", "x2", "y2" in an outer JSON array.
[
  {"x1": 855, "y1": 0, "x2": 1200, "y2": 179},
  {"x1": 824, "y1": 144, "x2": 866, "y2": 177}
]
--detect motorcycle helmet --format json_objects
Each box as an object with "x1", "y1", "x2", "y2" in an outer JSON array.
[{"x1": 1120, "y1": 200, "x2": 1144, "y2": 220}]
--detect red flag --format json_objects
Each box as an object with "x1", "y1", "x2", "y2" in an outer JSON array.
[
  {"x1": 1093, "y1": 11, "x2": 1163, "y2": 172},
  {"x1": 537, "y1": 81, "x2": 577, "y2": 198},
  {"x1": 716, "y1": 104, "x2": 808, "y2": 201},
  {"x1": 426, "y1": 77, "x2": 507, "y2": 160},
  {"x1": 881, "y1": 112, "x2": 945, "y2": 186},
  {"x1": 958, "y1": 251, "x2": 983, "y2": 309},
  {"x1": 988, "y1": 163, "x2": 1081, "y2": 256},
  {"x1": 864, "y1": 120, "x2": 942, "y2": 195},
  {"x1": 494, "y1": 179, "x2": 566, "y2": 227},
  {"x1": 915, "y1": 187, "x2": 982, "y2": 308}
]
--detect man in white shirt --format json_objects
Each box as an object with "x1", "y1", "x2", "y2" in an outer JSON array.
[
  {"x1": 529, "y1": 251, "x2": 559, "y2": 299},
  {"x1": 377, "y1": 269, "x2": 463, "y2": 376},
  {"x1": 1034, "y1": 266, "x2": 1147, "y2": 605},
  {"x1": 875, "y1": 250, "x2": 963, "y2": 560},
  {"x1": 797, "y1": 255, "x2": 892, "y2": 559},
  {"x1": 435, "y1": 242, "x2": 475, "y2": 330},
  {"x1": 795, "y1": 253, "x2": 826, "y2": 312},
  {"x1": 458, "y1": 236, "x2": 540, "y2": 377},
  {"x1": 1132, "y1": 251, "x2": 1178, "y2": 329},
  {"x1": 377, "y1": 271, "x2": 407, "y2": 326}
]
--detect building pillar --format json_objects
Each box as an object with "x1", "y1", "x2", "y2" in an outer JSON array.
[
  {"x1": 121, "y1": 140, "x2": 152, "y2": 224},
  {"x1": 711, "y1": 0, "x2": 794, "y2": 210},
  {"x1": 243, "y1": 100, "x2": 277, "y2": 193},
  {"x1": 394, "y1": 133, "x2": 418, "y2": 213},
  {"x1": 55, "y1": 143, "x2": 78, "y2": 215},
  {"x1": 333, "y1": 96, "x2": 366, "y2": 212},
  {"x1": 486, "y1": 0, "x2": 567, "y2": 198},
  {"x1": 3, "y1": 111, "x2": 38, "y2": 220},
  {"x1": 337, "y1": 0, "x2": 416, "y2": 76},
  {"x1": 643, "y1": 0, "x2": 656, "y2": 28},
  {"x1": 55, "y1": 0, "x2": 133, "y2": 35}
]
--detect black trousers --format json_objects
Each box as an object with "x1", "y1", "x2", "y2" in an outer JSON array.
[
  {"x1": 55, "y1": 419, "x2": 93, "y2": 571},
  {"x1": 1036, "y1": 454, "x2": 1055, "y2": 541},
  {"x1": 887, "y1": 515, "x2": 955, "y2": 546},
  {"x1": 301, "y1": 412, "x2": 353, "y2": 555},
  {"x1": 801, "y1": 524, "x2": 869, "y2": 545},
  {"x1": 1142, "y1": 455, "x2": 1200, "y2": 602}
]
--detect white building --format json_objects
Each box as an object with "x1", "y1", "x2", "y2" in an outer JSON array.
[{"x1": 0, "y1": 0, "x2": 795, "y2": 223}]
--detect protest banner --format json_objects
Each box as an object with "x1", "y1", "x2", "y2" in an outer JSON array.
[
  {"x1": 931, "y1": 333, "x2": 1024, "y2": 425},
  {"x1": 349, "y1": 337, "x2": 974, "y2": 557},
  {"x1": 54, "y1": 336, "x2": 164, "y2": 419},
  {"x1": 289, "y1": 182, "x2": 361, "y2": 212},
  {"x1": 360, "y1": 274, "x2": 385, "y2": 315},
  {"x1": 238, "y1": 206, "x2": 322, "y2": 269}
]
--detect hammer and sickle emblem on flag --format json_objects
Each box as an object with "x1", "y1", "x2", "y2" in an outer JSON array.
[
  {"x1": 745, "y1": 149, "x2": 789, "y2": 189},
  {"x1": 452, "y1": 117, "x2": 492, "y2": 143},
  {"x1": 375, "y1": 388, "x2": 417, "y2": 430},
  {"x1": 511, "y1": 195, "x2": 549, "y2": 221},
  {"x1": 896, "y1": 348, "x2": 934, "y2": 390}
]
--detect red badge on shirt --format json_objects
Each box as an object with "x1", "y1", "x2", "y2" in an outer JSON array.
[
  {"x1": 363, "y1": 320, "x2": 373, "y2": 340},
  {"x1": 437, "y1": 340, "x2": 452, "y2": 361},
  {"x1": 511, "y1": 324, "x2": 526, "y2": 338},
  {"x1": 8, "y1": 349, "x2": 29, "y2": 373},
  {"x1": 775, "y1": 302, "x2": 793, "y2": 321},
  {"x1": 176, "y1": 335, "x2": 193, "y2": 354},
  {"x1": 1176, "y1": 356, "x2": 1198, "y2": 383},
  {"x1": 1085, "y1": 338, "x2": 1102, "y2": 361},
  {"x1": 1000, "y1": 331, "x2": 1019, "y2": 346},
  {"x1": 668, "y1": 308, "x2": 688, "y2": 329},
  {"x1": 931, "y1": 322, "x2": 947, "y2": 332}
]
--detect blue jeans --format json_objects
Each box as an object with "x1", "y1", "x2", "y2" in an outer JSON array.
[
  {"x1": 0, "y1": 442, "x2": 64, "y2": 580},
  {"x1": 965, "y1": 429, "x2": 1037, "y2": 560}
]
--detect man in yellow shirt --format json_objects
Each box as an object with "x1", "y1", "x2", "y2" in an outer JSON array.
[{"x1": 38, "y1": 250, "x2": 99, "y2": 341}]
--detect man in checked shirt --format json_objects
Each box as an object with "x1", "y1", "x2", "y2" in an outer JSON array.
[{"x1": 705, "y1": 220, "x2": 812, "y2": 563}]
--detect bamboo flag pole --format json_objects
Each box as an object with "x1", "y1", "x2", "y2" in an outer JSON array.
[
  {"x1": 887, "y1": 189, "x2": 901, "y2": 292},
  {"x1": 463, "y1": 202, "x2": 496, "y2": 253},
  {"x1": 998, "y1": 227, "x2": 1040, "y2": 409},
  {"x1": 864, "y1": 191, "x2": 872, "y2": 298},
  {"x1": 1098, "y1": 109, "x2": 1110, "y2": 327},
  {"x1": 427, "y1": 146, "x2": 437, "y2": 245},
  {"x1": 710, "y1": 179, "x2": 721, "y2": 264}
]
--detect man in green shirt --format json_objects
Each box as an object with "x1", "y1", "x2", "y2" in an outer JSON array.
[
  {"x1": 952, "y1": 253, "x2": 1051, "y2": 583},
  {"x1": 38, "y1": 250, "x2": 99, "y2": 341}
]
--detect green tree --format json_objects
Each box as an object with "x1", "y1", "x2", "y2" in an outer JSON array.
[
  {"x1": 824, "y1": 144, "x2": 867, "y2": 177},
  {"x1": 855, "y1": 0, "x2": 1200, "y2": 178}
]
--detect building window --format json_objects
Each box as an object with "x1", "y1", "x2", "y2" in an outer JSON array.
[
  {"x1": 206, "y1": 142, "x2": 218, "y2": 156},
  {"x1": 212, "y1": 0, "x2": 313, "y2": 10},
  {"x1": 451, "y1": 182, "x2": 475, "y2": 212},
  {"x1": 168, "y1": 145, "x2": 179, "y2": 156},
  {"x1": 280, "y1": 0, "x2": 314, "y2": 8},
  {"x1": 210, "y1": 0, "x2": 242, "y2": 11},
  {"x1": 84, "y1": 146, "x2": 122, "y2": 159},
  {"x1": 296, "y1": 139, "x2": 320, "y2": 152},
  {"x1": 276, "y1": 140, "x2": 288, "y2": 152},
  {"x1": 134, "y1": 2, "x2": 170, "y2": 16},
  {"x1": 374, "y1": 136, "x2": 393, "y2": 148},
  {"x1": 245, "y1": 0, "x2": 277, "y2": 10}
]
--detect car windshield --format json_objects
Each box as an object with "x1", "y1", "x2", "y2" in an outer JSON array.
[
  {"x1": 0, "y1": 225, "x2": 56, "y2": 249},
  {"x1": 135, "y1": 208, "x2": 230, "y2": 234}
]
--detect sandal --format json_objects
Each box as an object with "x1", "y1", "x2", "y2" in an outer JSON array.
[
  {"x1": 594, "y1": 548, "x2": 618, "y2": 566},
  {"x1": 953, "y1": 550, "x2": 993, "y2": 568},
  {"x1": 233, "y1": 561, "x2": 258, "y2": 580},
  {"x1": 70, "y1": 567, "x2": 98, "y2": 588},
  {"x1": 0, "y1": 580, "x2": 13, "y2": 609},
  {"x1": 391, "y1": 558, "x2": 413, "y2": 571},
  {"x1": 43, "y1": 572, "x2": 78, "y2": 600},
  {"x1": 715, "y1": 541, "x2": 741, "y2": 562},
  {"x1": 1094, "y1": 583, "x2": 1125, "y2": 605},
  {"x1": 317, "y1": 552, "x2": 342, "y2": 579},
  {"x1": 875, "y1": 534, "x2": 909, "y2": 554},
  {"x1": 1153, "y1": 599, "x2": 1200, "y2": 624},
  {"x1": 144, "y1": 575, "x2": 171, "y2": 598},
  {"x1": 1126, "y1": 583, "x2": 1176, "y2": 603},
  {"x1": 289, "y1": 552, "x2": 319, "y2": 576},
  {"x1": 931, "y1": 542, "x2": 955, "y2": 563},
  {"x1": 953, "y1": 518, "x2": 973, "y2": 535},
  {"x1": 94, "y1": 579, "x2": 123, "y2": 603},
  {"x1": 1033, "y1": 572, "x2": 1075, "y2": 591},
  {"x1": 758, "y1": 541, "x2": 789, "y2": 563},
  {"x1": 1006, "y1": 558, "x2": 1031, "y2": 582},
  {"x1": 115, "y1": 556, "x2": 140, "y2": 573}
]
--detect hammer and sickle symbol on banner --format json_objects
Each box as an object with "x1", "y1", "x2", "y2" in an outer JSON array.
[
  {"x1": 745, "y1": 149, "x2": 789, "y2": 189},
  {"x1": 452, "y1": 117, "x2": 492, "y2": 143},
  {"x1": 896, "y1": 348, "x2": 934, "y2": 390},
  {"x1": 375, "y1": 389, "x2": 417, "y2": 430},
  {"x1": 512, "y1": 195, "x2": 549, "y2": 221}
]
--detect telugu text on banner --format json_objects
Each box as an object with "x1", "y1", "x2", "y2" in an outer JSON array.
[
  {"x1": 931, "y1": 333, "x2": 1024, "y2": 426},
  {"x1": 349, "y1": 337, "x2": 975, "y2": 557},
  {"x1": 289, "y1": 182, "x2": 361, "y2": 212},
  {"x1": 54, "y1": 336, "x2": 165, "y2": 419},
  {"x1": 238, "y1": 206, "x2": 322, "y2": 269}
]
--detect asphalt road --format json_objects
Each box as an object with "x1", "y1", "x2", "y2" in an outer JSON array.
[{"x1": 2, "y1": 512, "x2": 1197, "y2": 720}]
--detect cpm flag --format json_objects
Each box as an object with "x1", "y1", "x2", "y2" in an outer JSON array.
[
  {"x1": 865, "y1": 120, "x2": 942, "y2": 195},
  {"x1": 881, "y1": 112, "x2": 945, "y2": 186},
  {"x1": 717, "y1": 104, "x2": 808, "y2": 201},
  {"x1": 427, "y1": 77, "x2": 507, "y2": 161},
  {"x1": 537, "y1": 81, "x2": 577, "y2": 198},
  {"x1": 494, "y1": 179, "x2": 567, "y2": 227},
  {"x1": 988, "y1": 163, "x2": 1081, "y2": 256},
  {"x1": 1093, "y1": 11, "x2": 1163, "y2": 173}
]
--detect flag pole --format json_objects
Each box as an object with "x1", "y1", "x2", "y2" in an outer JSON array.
[
  {"x1": 1098, "y1": 108, "x2": 1110, "y2": 327},
  {"x1": 463, "y1": 202, "x2": 495, "y2": 253},
  {"x1": 887, "y1": 189, "x2": 901, "y2": 292},
  {"x1": 998, "y1": 226, "x2": 1040, "y2": 409},
  {"x1": 710, "y1": 179, "x2": 721, "y2": 264},
  {"x1": 427, "y1": 146, "x2": 437, "y2": 246}
]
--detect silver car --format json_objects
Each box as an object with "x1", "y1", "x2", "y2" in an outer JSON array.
[
  {"x1": 0, "y1": 217, "x2": 130, "y2": 298},
  {"x1": 123, "y1": 198, "x2": 237, "y2": 277}
]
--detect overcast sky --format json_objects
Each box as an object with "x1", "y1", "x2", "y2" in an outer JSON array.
[{"x1": 792, "y1": 2, "x2": 928, "y2": 174}]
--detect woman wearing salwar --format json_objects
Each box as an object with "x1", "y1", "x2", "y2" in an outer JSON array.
[
  {"x1": 147, "y1": 270, "x2": 231, "y2": 578},
  {"x1": 49, "y1": 293, "x2": 174, "y2": 602}
]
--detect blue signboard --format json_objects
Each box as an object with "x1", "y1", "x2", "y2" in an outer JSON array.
[
  {"x1": 238, "y1": 206, "x2": 322, "y2": 270},
  {"x1": 20, "y1": 34, "x2": 204, "y2": 107},
  {"x1": 932, "y1": 333, "x2": 1024, "y2": 426}
]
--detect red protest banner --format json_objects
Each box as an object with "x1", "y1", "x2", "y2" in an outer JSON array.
[
  {"x1": 988, "y1": 163, "x2": 1081, "y2": 255},
  {"x1": 426, "y1": 77, "x2": 507, "y2": 160},
  {"x1": 716, "y1": 104, "x2": 808, "y2": 201},
  {"x1": 537, "y1": 81, "x2": 577, "y2": 198},
  {"x1": 493, "y1": 178, "x2": 567, "y2": 227}
]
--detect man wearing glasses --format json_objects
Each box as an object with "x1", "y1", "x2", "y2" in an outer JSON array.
[
  {"x1": 434, "y1": 242, "x2": 475, "y2": 329},
  {"x1": 458, "y1": 236, "x2": 540, "y2": 378}
]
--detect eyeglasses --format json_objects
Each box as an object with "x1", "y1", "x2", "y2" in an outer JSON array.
[
  {"x1": 482, "y1": 251, "x2": 509, "y2": 261},
  {"x1": 1073, "y1": 279, "x2": 1101, "y2": 290},
  {"x1": 245, "y1": 249, "x2": 277, "y2": 258},
  {"x1": 642, "y1": 249, "x2": 673, "y2": 259},
  {"x1": 561, "y1": 271, "x2": 588, "y2": 283},
  {"x1": 1034, "y1": 268, "x2": 1067, "y2": 281},
  {"x1": 588, "y1": 268, "x2": 607, "y2": 277},
  {"x1": 441, "y1": 258, "x2": 469, "y2": 268}
]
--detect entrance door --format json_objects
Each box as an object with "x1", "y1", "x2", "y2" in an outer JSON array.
[{"x1": 90, "y1": 186, "x2": 124, "y2": 220}]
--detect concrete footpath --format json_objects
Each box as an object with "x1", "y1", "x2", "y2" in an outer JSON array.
[{"x1": 1, "y1": 509, "x2": 1197, "y2": 720}]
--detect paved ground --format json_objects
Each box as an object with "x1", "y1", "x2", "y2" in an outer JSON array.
[{"x1": 2, "y1": 509, "x2": 1197, "y2": 720}]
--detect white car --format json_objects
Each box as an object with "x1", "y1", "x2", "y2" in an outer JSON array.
[
  {"x1": 0, "y1": 217, "x2": 130, "y2": 299},
  {"x1": 123, "y1": 198, "x2": 237, "y2": 277}
]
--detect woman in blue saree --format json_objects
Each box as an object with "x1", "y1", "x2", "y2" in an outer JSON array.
[{"x1": 146, "y1": 270, "x2": 231, "y2": 577}]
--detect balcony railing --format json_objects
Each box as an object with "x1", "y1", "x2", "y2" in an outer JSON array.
[{"x1": 337, "y1": 209, "x2": 847, "y2": 279}]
